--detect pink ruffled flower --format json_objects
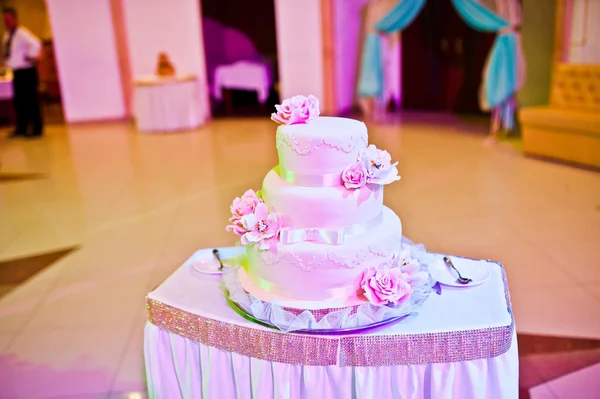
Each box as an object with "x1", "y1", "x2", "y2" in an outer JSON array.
[
  {"x1": 226, "y1": 190, "x2": 263, "y2": 236},
  {"x1": 394, "y1": 250, "x2": 429, "y2": 287},
  {"x1": 240, "y1": 202, "x2": 281, "y2": 250},
  {"x1": 361, "y1": 144, "x2": 401, "y2": 185},
  {"x1": 355, "y1": 266, "x2": 413, "y2": 306},
  {"x1": 341, "y1": 163, "x2": 368, "y2": 189},
  {"x1": 271, "y1": 95, "x2": 320, "y2": 125}
]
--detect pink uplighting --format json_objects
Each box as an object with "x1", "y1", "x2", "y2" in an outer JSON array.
[{"x1": 1, "y1": 1, "x2": 600, "y2": 398}]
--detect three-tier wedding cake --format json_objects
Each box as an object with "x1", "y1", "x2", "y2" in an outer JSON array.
[{"x1": 226, "y1": 95, "x2": 431, "y2": 321}]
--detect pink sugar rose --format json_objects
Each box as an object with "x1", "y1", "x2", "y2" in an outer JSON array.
[
  {"x1": 240, "y1": 202, "x2": 281, "y2": 250},
  {"x1": 356, "y1": 266, "x2": 413, "y2": 306},
  {"x1": 271, "y1": 95, "x2": 320, "y2": 125},
  {"x1": 361, "y1": 144, "x2": 401, "y2": 185},
  {"x1": 226, "y1": 189, "x2": 263, "y2": 236},
  {"x1": 341, "y1": 163, "x2": 368, "y2": 189}
]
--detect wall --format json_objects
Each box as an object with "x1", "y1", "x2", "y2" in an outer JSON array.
[
  {"x1": 567, "y1": 0, "x2": 600, "y2": 64},
  {"x1": 121, "y1": 0, "x2": 206, "y2": 78},
  {"x1": 274, "y1": 0, "x2": 325, "y2": 106},
  {"x1": 517, "y1": 0, "x2": 556, "y2": 107},
  {"x1": 46, "y1": 0, "x2": 126, "y2": 122},
  {"x1": 333, "y1": 0, "x2": 368, "y2": 113},
  {"x1": 25, "y1": 0, "x2": 381, "y2": 121}
]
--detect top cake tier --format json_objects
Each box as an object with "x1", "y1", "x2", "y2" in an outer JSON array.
[{"x1": 276, "y1": 117, "x2": 368, "y2": 178}]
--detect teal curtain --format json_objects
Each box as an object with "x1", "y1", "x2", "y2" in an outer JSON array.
[
  {"x1": 451, "y1": 0, "x2": 519, "y2": 130},
  {"x1": 358, "y1": 34, "x2": 384, "y2": 98},
  {"x1": 357, "y1": 0, "x2": 426, "y2": 98},
  {"x1": 375, "y1": 0, "x2": 427, "y2": 33},
  {"x1": 484, "y1": 34, "x2": 517, "y2": 108},
  {"x1": 450, "y1": 0, "x2": 509, "y2": 31}
]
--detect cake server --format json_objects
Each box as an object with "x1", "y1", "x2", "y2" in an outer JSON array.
[{"x1": 213, "y1": 249, "x2": 225, "y2": 270}]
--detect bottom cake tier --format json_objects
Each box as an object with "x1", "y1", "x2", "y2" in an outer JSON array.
[{"x1": 244, "y1": 206, "x2": 403, "y2": 305}]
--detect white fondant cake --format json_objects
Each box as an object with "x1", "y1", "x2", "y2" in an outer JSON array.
[{"x1": 227, "y1": 95, "x2": 411, "y2": 308}]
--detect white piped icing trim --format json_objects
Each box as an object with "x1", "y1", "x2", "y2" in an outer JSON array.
[
  {"x1": 256, "y1": 237, "x2": 401, "y2": 271},
  {"x1": 327, "y1": 241, "x2": 399, "y2": 269},
  {"x1": 276, "y1": 127, "x2": 368, "y2": 156},
  {"x1": 287, "y1": 252, "x2": 328, "y2": 272},
  {"x1": 257, "y1": 250, "x2": 285, "y2": 266}
]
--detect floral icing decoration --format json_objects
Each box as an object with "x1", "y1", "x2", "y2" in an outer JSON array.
[
  {"x1": 226, "y1": 189, "x2": 263, "y2": 236},
  {"x1": 356, "y1": 266, "x2": 412, "y2": 306},
  {"x1": 394, "y1": 248, "x2": 429, "y2": 287},
  {"x1": 355, "y1": 249, "x2": 428, "y2": 306},
  {"x1": 271, "y1": 95, "x2": 320, "y2": 125},
  {"x1": 341, "y1": 163, "x2": 368, "y2": 189},
  {"x1": 240, "y1": 203, "x2": 281, "y2": 250},
  {"x1": 226, "y1": 189, "x2": 281, "y2": 250},
  {"x1": 342, "y1": 144, "x2": 400, "y2": 189},
  {"x1": 361, "y1": 145, "x2": 401, "y2": 185}
]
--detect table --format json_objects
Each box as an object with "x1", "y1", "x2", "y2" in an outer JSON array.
[
  {"x1": 0, "y1": 76, "x2": 13, "y2": 100},
  {"x1": 144, "y1": 245, "x2": 517, "y2": 399},
  {"x1": 133, "y1": 74, "x2": 207, "y2": 132},
  {"x1": 212, "y1": 60, "x2": 272, "y2": 107},
  {"x1": 0, "y1": 73, "x2": 14, "y2": 125}
]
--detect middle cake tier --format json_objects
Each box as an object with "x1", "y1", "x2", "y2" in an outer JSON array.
[{"x1": 262, "y1": 167, "x2": 383, "y2": 229}]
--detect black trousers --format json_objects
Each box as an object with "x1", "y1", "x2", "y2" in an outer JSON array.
[{"x1": 12, "y1": 67, "x2": 43, "y2": 136}]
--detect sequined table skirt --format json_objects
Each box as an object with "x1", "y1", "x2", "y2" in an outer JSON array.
[{"x1": 144, "y1": 246, "x2": 518, "y2": 399}]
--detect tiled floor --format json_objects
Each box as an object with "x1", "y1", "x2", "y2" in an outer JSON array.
[{"x1": 0, "y1": 113, "x2": 599, "y2": 398}]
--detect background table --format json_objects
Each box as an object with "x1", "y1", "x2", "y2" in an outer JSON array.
[
  {"x1": 0, "y1": 72, "x2": 14, "y2": 126},
  {"x1": 212, "y1": 60, "x2": 273, "y2": 107},
  {"x1": 144, "y1": 246, "x2": 517, "y2": 399},
  {"x1": 0, "y1": 75, "x2": 13, "y2": 100},
  {"x1": 133, "y1": 74, "x2": 207, "y2": 132}
]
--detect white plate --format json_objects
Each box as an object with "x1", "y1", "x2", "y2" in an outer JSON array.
[
  {"x1": 429, "y1": 256, "x2": 491, "y2": 287},
  {"x1": 189, "y1": 247, "x2": 245, "y2": 275},
  {"x1": 192, "y1": 259, "x2": 229, "y2": 275}
]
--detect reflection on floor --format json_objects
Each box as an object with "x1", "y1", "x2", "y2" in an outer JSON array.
[
  {"x1": 0, "y1": 172, "x2": 47, "y2": 183},
  {"x1": 0, "y1": 247, "x2": 77, "y2": 299},
  {"x1": 0, "y1": 114, "x2": 599, "y2": 398}
]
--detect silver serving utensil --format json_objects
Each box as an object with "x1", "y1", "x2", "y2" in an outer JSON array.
[
  {"x1": 212, "y1": 249, "x2": 225, "y2": 270},
  {"x1": 443, "y1": 256, "x2": 472, "y2": 284}
]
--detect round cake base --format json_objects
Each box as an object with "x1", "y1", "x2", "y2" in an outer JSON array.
[{"x1": 227, "y1": 294, "x2": 408, "y2": 335}]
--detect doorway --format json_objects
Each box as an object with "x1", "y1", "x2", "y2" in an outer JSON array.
[
  {"x1": 400, "y1": 0, "x2": 495, "y2": 113},
  {"x1": 199, "y1": 0, "x2": 279, "y2": 116}
]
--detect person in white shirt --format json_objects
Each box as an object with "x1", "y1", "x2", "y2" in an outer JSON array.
[{"x1": 2, "y1": 7, "x2": 43, "y2": 138}]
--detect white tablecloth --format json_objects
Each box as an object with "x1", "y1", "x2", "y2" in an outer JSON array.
[
  {"x1": 144, "y1": 246, "x2": 517, "y2": 399},
  {"x1": 212, "y1": 61, "x2": 272, "y2": 103},
  {"x1": 133, "y1": 75, "x2": 207, "y2": 132}
]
